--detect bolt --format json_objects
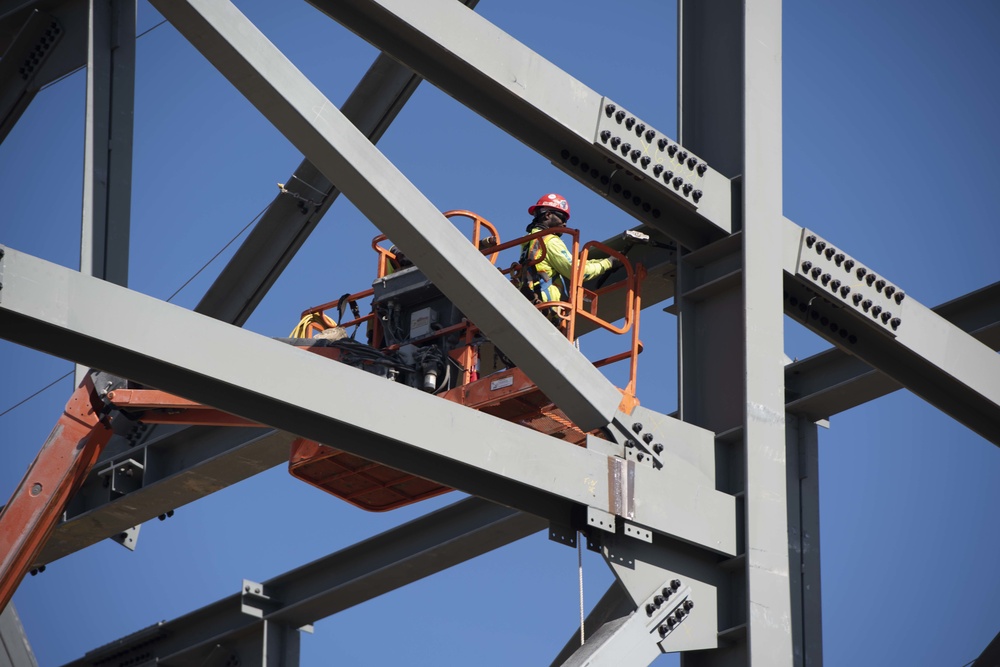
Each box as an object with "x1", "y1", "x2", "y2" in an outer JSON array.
[
  {"x1": 853, "y1": 293, "x2": 863, "y2": 304},
  {"x1": 643, "y1": 433, "x2": 654, "y2": 444},
  {"x1": 811, "y1": 267, "x2": 822, "y2": 279},
  {"x1": 841, "y1": 285, "x2": 851, "y2": 297},
  {"x1": 871, "y1": 305, "x2": 883, "y2": 317},
  {"x1": 825, "y1": 247, "x2": 836, "y2": 259},
  {"x1": 866, "y1": 273, "x2": 877, "y2": 286},
  {"x1": 158, "y1": 513, "x2": 167, "y2": 521},
  {"x1": 663, "y1": 170, "x2": 673, "y2": 182},
  {"x1": 875, "y1": 279, "x2": 886, "y2": 292},
  {"x1": 667, "y1": 616, "x2": 678, "y2": 628},
  {"x1": 653, "y1": 164, "x2": 664, "y2": 176},
  {"x1": 621, "y1": 142, "x2": 631, "y2": 155},
  {"x1": 670, "y1": 579, "x2": 681, "y2": 591},
  {"x1": 683, "y1": 183, "x2": 693, "y2": 195},
  {"x1": 856, "y1": 267, "x2": 867, "y2": 279},
  {"x1": 659, "y1": 624, "x2": 670, "y2": 637},
  {"x1": 683, "y1": 599, "x2": 695, "y2": 611},
  {"x1": 630, "y1": 149, "x2": 641, "y2": 161},
  {"x1": 625, "y1": 116, "x2": 636, "y2": 129},
  {"x1": 891, "y1": 317, "x2": 901, "y2": 329},
  {"x1": 881, "y1": 311, "x2": 892, "y2": 323},
  {"x1": 605, "y1": 103, "x2": 617, "y2": 117},
  {"x1": 645, "y1": 129, "x2": 656, "y2": 142},
  {"x1": 675, "y1": 607, "x2": 686, "y2": 619},
  {"x1": 805, "y1": 235, "x2": 816, "y2": 247},
  {"x1": 830, "y1": 279, "x2": 841, "y2": 291},
  {"x1": 834, "y1": 253, "x2": 845, "y2": 266},
  {"x1": 884, "y1": 285, "x2": 896, "y2": 298},
  {"x1": 653, "y1": 443, "x2": 664, "y2": 454},
  {"x1": 245, "y1": 584, "x2": 251, "y2": 592},
  {"x1": 862, "y1": 299, "x2": 872, "y2": 311},
  {"x1": 600, "y1": 130, "x2": 611, "y2": 143},
  {"x1": 815, "y1": 241, "x2": 827, "y2": 253},
  {"x1": 662, "y1": 587, "x2": 673, "y2": 598},
  {"x1": 654, "y1": 595, "x2": 665, "y2": 607},
  {"x1": 697, "y1": 162, "x2": 708, "y2": 175},
  {"x1": 646, "y1": 603, "x2": 656, "y2": 615},
  {"x1": 635, "y1": 122, "x2": 646, "y2": 135},
  {"x1": 672, "y1": 177, "x2": 683, "y2": 188},
  {"x1": 641, "y1": 155, "x2": 651, "y2": 167},
  {"x1": 658, "y1": 138, "x2": 669, "y2": 150},
  {"x1": 692, "y1": 190, "x2": 703, "y2": 201},
  {"x1": 623, "y1": 189, "x2": 632, "y2": 199},
  {"x1": 844, "y1": 259, "x2": 855, "y2": 271},
  {"x1": 894, "y1": 291, "x2": 905, "y2": 304},
  {"x1": 610, "y1": 137, "x2": 621, "y2": 149},
  {"x1": 30, "y1": 482, "x2": 42, "y2": 496},
  {"x1": 636, "y1": 453, "x2": 645, "y2": 461},
  {"x1": 561, "y1": 149, "x2": 571, "y2": 159},
  {"x1": 632, "y1": 422, "x2": 643, "y2": 433},
  {"x1": 820, "y1": 316, "x2": 829, "y2": 326},
  {"x1": 615, "y1": 110, "x2": 626, "y2": 123},
  {"x1": 667, "y1": 145, "x2": 678, "y2": 157},
  {"x1": 821, "y1": 273, "x2": 831, "y2": 285},
  {"x1": 626, "y1": 440, "x2": 634, "y2": 448},
  {"x1": 677, "y1": 151, "x2": 688, "y2": 162}
]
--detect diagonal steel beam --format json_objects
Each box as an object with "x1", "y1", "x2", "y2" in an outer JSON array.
[
  {"x1": 0, "y1": 245, "x2": 737, "y2": 555},
  {"x1": 195, "y1": 0, "x2": 482, "y2": 326},
  {"x1": 61, "y1": 497, "x2": 545, "y2": 667},
  {"x1": 779, "y1": 218, "x2": 1000, "y2": 444},
  {"x1": 785, "y1": 280, "x2": 1000, "y2": 420},
  {"x1": 147, "y1": 0, "x2": 622, "y2": 432},
  {"x1": 308, "y1": 0, "x2": 733, "y2": 251}
]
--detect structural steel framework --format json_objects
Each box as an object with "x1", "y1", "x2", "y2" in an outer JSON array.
[{"x1": 0, "y1": 0, "x2": 997, "y2": 665}]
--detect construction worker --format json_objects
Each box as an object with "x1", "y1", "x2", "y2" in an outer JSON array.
[{"x1": 518, "y1": 193, "x2": 617, "y2": 308}]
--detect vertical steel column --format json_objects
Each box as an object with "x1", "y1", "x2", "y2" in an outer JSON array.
[
  {"x1": 78, "y1": 0, "x2": 135, "y2": 383},
  {"x1": 787, "y1": 415, "x2": 823, "y2": 666},
  {"x1": 678, "y1": 0, "x2": 797, "y2": 665}
]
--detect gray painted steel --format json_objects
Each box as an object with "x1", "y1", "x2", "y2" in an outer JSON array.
[
  {"x1": 785, "y1": 280, "x2": 1000, "y2": 420},
  {"x1": 0, "y1": 604, "x2": 37, "y2": 667},
  {"x1": 62, "y1": 498, "x2": 545, "y2": 666},
  {"x1": 0, "y1": 8, "x2": 62, "y2": 144},
  {"x1": 0, "y1": 246, "x2": 737, "y2": 556},
  {"x1": 779, "y1": 219, "x2": 1000, "y2": 445},
  {"x1": 194, "y1": 0, "x2": 484, "y2": 326},
  {"x1": 147, "y1": 0, "x2": 623, "y2": 433},
  {"x1": 308, "y1": 0, "x2": 732, "y2": 251},
  {"x1": 739, "y1": 2, "x2": 795, "y2": 664},
  {"x1": 678, "y1": 1, "x2": 796, "y2": 665},
  {"x1": 76, "y1": 0, "x2": 134, "y2": 386}
]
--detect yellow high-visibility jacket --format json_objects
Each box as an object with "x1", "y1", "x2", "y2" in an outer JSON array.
[{"x1": 520, "y1": 226, "x2": 613, "y2": 302}]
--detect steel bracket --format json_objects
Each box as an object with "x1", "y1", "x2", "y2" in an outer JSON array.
[
  {"x1": 110, "y1": 524, "x2": 140, "y2": 551},
  {"x1": 96, "y1": 457, "x2": 145, "y2": 499},
  {"x1": 548, "y1": 523, "x2": 577, "y2": 549},
  {"x1": 240, "y1": 579, "x2": 279, "y2": 619},
  {"x1": 636, "y1": 579, "x2": 695, "y2": 648}
]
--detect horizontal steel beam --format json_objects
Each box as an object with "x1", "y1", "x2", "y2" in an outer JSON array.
[
  {"x1": 308, "y1": 0, "x2": 732, "y2": 251},
  {"x1": 63, "y1": 498, "x2": 545, "y2": 666},
  {"x1": 0, "y1": 246, "x2": 737, "y2": 556},
  {"x1": 149, "y1": 0, "x2": 623, "y2": 432},
  {"x1": 785, "y1": 280, "x2": 1000, "y2": 419}
]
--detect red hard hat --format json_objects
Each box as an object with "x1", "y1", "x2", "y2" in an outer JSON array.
[{"x1": 528, "y1": 193, "x2": 571, "y2": 221}]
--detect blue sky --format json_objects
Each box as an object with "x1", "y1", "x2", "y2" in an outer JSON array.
[{"x1": 1, "y1": 0, "x2": 998, "y2": 665}]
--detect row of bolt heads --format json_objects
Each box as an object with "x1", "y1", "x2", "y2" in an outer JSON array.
[
  {"x1": 602, "y1": 104, "x2": 705, "y2": 202},
  {"x1": 645, "y1": 580, "x2": 694, "y2": 637},
  {"x1": 803, "y1": 236, "x2": 905, "y2": 329}
]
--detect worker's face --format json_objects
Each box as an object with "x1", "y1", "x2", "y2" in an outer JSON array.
[{"x1": 536, "y1": 207, "x2": 567, "y2": 227}]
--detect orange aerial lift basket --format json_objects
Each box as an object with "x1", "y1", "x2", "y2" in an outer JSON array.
[{"x1": 286, "y1": 210, "x2": 644, "y2": 511}]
